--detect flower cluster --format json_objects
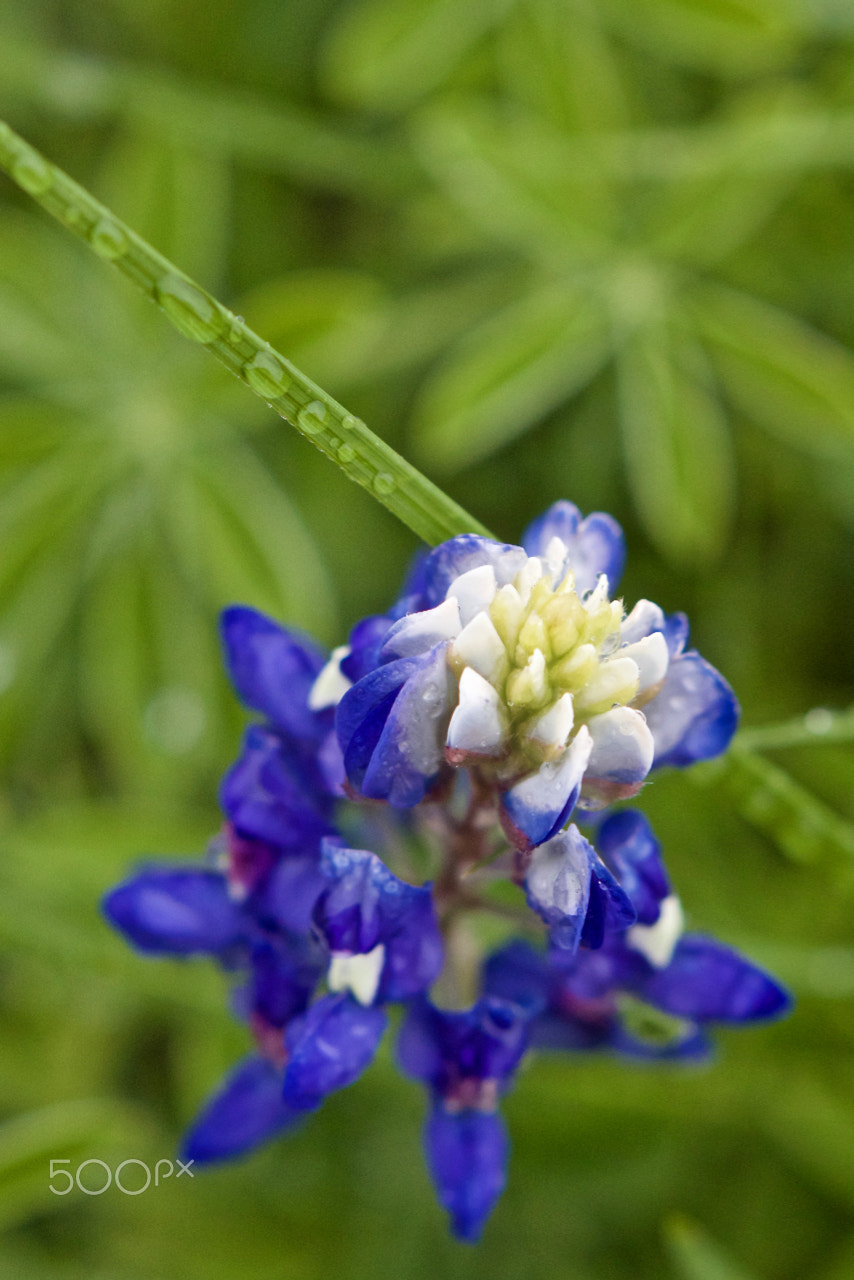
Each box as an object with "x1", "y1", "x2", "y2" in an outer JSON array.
[{"x1": 104, "y1": 501, "x2": 789, "y2": 1241}]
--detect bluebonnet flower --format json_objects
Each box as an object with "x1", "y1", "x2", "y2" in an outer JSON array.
[
  {"x1": 319, "y1": 501, "x2": 739, "y2": 851},
  {"x1": 103, "y1": 498, "x2": 786, "y2": 1243}
]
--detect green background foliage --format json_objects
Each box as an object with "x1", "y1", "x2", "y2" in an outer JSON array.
[{"x1": 1, "y1": 1, "x2": 853, "y2": 1275}]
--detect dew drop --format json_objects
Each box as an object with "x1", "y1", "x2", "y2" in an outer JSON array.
[
  {"x1": 373, "y1": 471, "x2": 396, "y2": 496},
  {"x1": 11, "y1": 147, "x2": 52, "y2": 195},
  {"x1": 156, "y1": 274, "x2": 227, "y2": 343},
  {"x1": 298, "y1": 399, "x2": 327, "y2": 436},
  {"x1": 341, "y1": 413, "x2": 365, "y2": 432},
  {"x1": 243, "y1": 350, "x2": 290, "y2": 398},
  {"x1": 337, "y1": 443, "x2": 356, "y2": 463},
  {"x1": 90, "y1": 217, "x2": 128, "y2": 260}
]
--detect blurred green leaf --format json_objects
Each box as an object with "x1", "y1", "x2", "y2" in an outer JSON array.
[
  {"x1": 497, "y1": 0, "x2": 629, "y2": 133},
  {"x1": 412, "y1": 282, "x2": 609, "y2": 470},
  {"x1": 323, "y1": 0, "x2": 515, "y2": 111},
  {"x1": 692, "y1": 283, "x2": 854, "y2": 457},
  {"x1": 616, "y1": 323, "x2": 735, "y2": 563},
  {"x1": 664, "y1": 1214, "x2": 760, "y2": 1280},
  {"x1": 0, "y1": 1100, "x2": 138, "y2": 1231},
  {"x1": 603, "y1": 0, "x2": 801, "y2": 75},
  {"x1": 697, "y1": 747, "x2": 854, "y2": 865}
]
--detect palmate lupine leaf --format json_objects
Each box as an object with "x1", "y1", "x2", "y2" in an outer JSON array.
[{"x1": 412, "y1": 280, "x2": 611, "y2": 470}]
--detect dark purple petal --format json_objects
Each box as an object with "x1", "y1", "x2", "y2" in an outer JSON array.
[
  {"x1": 596, "y1": 810, "x2": 671, "y2": 926},
  {"x1": 315, "y1": 842, "x2": 443, "y2": 1001},
  {"x1": 425, "y1": 1105, "x2": 508, "y2": 1243},
  {"x1": 397, "y1": 998, "x2": 528, "y2": 1093},
  {"x1": 522, "y1": 501, "x2": 625, "y2": 595},
  {"x1": 282, "y1": 993, "x2": 387, "y2": 1110},
  {"x1": 645, "y1": 652, "x2": 740, "y2": 769},
  {"x1": 219, "y1": 727, "x2": 333, "y2": 850},
  {"x1": 248, "y1": 938, "x2": 322, "y2": 1027},
  {"x1": 103, "y1": 869, "x2": 243, "y2": 956},
  {"x1": 180, "y1": 1056, "x2": 302, "y2": 1164},
  {"x1": 220, "y1": 606, "x2": 327, "y2": 741},
  {"x1": 638, "y1": 935, "x2": 793, "y2": 1023}
]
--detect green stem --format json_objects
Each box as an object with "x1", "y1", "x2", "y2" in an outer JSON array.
[
  {"x1": 736, "y1": 706, "x2": 854, "y2": 753},
  {"x1": 0, "y1": 118, "x2": 492, "y2": 548}
]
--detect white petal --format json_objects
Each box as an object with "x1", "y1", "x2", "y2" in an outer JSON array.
[
  {"x1": 527, "y1": 692, "x2": 574, "y2": 752},
  {"x1": 526, "y1": 828, "x2": 589, "y2": 919},
  {"x1": 583, "y1": 573, "x2": 610, "y2": 612},
  {"x1": 620, "y1": 631, "x2": 669, "y2": 695},
  {"x1": 308, "y1": 645, "x2": 352, "y2": 710},
  {"x1": 514, "y1": 556, "x2": 544, "y2": 605},
  {"x1": 382, "y1": 597, "x2": 461, "y2": 660},
  {"x1": 449, "y1": 610, "x2": 507, "y2": 683},
  {"x1": 573, "y1": 656, "x2": 639, "y2": 713},
  {"x1": 585, "y1": 706, "x2": 654, "y2": 783},
  {"x1": 446, "y1": 564, "x2": 498, "y2": 626},
  {"x1": 328, "y1": 943, "x2": 386, "y2": 1006},
  {"x1": 447, "y1": 667, "x2": 507, "y2": 757},
  {"x1": 627, "y1": 895, "x2": 684, "y2": 968},
  {"x1": 620, "y1": 599, "x2": 666, "y2": 645},
  {"x1": 543, "y1": 535, "x2": 569, "y2": 583}
]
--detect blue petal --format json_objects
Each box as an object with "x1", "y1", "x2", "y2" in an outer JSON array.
[
  {"x1": 103, "y1": 869, "x2": 243, "y2": 955},
  {"x1": 580, "y1": 857, "x2": 637, "y2": 949},
  {"x1": 360, "y1": 643, "x2": 453, "y2": 808},
  {"x1": 283, "y1": 993, "x2": 388, "y2": 1110},
  {"x1": 522, "y1": 501, "x2": 625, "y2": 595},
  {"x1": 254, "y1": 854, "x2": 328, "y2": 936},
  {"x1": 645, "y1": 652, "x2": 740, "y2": 769},
  {"x1": 500, "y1": 728, "x2": 592, "y2": 852},
  {"x1": 181, "y1": 1056, "x2": 302, "y2": 1164},
  {"x1": 336, "y1": 654, "x2": 421, "y2": 786},
  {"x1": 219, "y1": 726, "x2": 333, "y2": 850},
  {"x1": 596, "y1": 810, "x2": 671, "y2": 926},
  {"x1": 639, "y1": 935, "x2": 792, "y2": 1023},
  {"x1": 425, "y1": 1106, "x2": 508, "y2": 1243},
  {"x1": 402, "y1": 535, "x2": 527, "y2": 611},
  {"x1": 482, "y1": 941, "x2": 551, "y2": 1017},
  {"x1": 339, "y1": 614, "x2": 394, "y2": 682},
  {"x1": 316, "y1": 842, "x2": 443, "y2": 1000},
  {"x1": 220, "y1": 606, "x2": 327, "y2": 741}
]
